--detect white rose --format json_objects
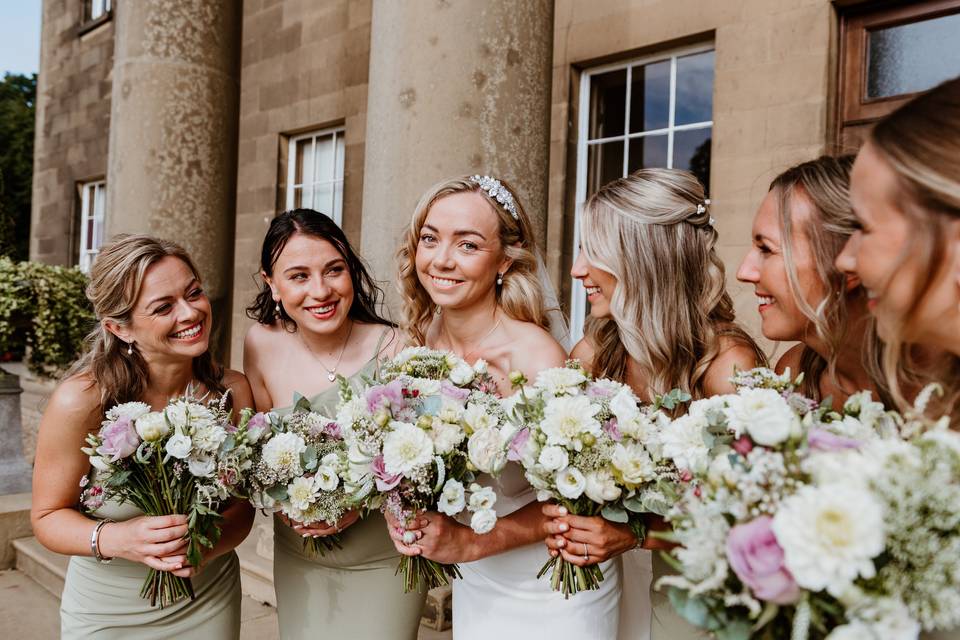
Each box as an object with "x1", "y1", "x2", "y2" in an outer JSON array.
[
  {"x1": 89, "y1": 455, "x2": 112, "y2": 472},
  {"x1": 725, "y1": 388, "x2": 799, "y2": 446},
  {"x1": 135, "y1": 411, "x2": 169, "y2": 442},
  {"x1": 192, "y1": 422, "x2": 227, "y2": 453},
  {"x1": 659, "y1": 414, "x2": 710, "y2": 473},
  {"x1": 467, "y1": 427, "x2": 508, "y2": 474},
  {"x1": 165, "y1": 432, "x2": 193, "y2": 459},
  {"x1": 556, "y1": 466, "x2": 586, "y2": 499},
  {"x1": 468, "y1": 484, "x2": 497, "y2": 511},
  {"x1": 449, "y1": 361, "x2": 476, "y2": 385},
  {"x1": 187, "y1": 455, "x2": 216, "y2": 477},
  {"x1": 470, "y1": 508, "x2": 497, "y2": 534},
  {"x1": 611, "y1": 442, "x2": 655, "y2": 485},
  {"x1": 430, "y1": 419, "x2": 466, "y2": 455},
  {"x1": 462, "y1": 403, "x2": 496, "y2": 432},
  {"x1": 609, "y1": 387, "x2": 641, "y2": 423},
  {"x1": 438, "y1": 479, "x2": 466, "y2": 516},
  {"x1": 584, "y1": 469, "x2": 622, "y2": 503},
  {"x1": 538, "y1": 445, "x2": 569, "y2": 472},
  {"x1": 382, "y1": 421, "x2": 434, "y2": 476}
]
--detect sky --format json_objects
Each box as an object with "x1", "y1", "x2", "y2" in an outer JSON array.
[{"x1": 0, "y1": 1, "x2": 42, "y2": 76}]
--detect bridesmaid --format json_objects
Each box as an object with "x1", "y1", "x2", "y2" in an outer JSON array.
[
  {"x1": 31, "y1": 234, "x2": 254, "y2": 639},
  {"x1": 242, "y1": 209, "x2": 425, "y2": 639},
  {"x1": 388, "y1": 176, "x2": 622, "y2": 640},
  {"x1": 737, "y1": 155, "x2": 888, "y2": 404},
  {"x1": 551, "y1": 169, "x2": 764, "y2": 639}
]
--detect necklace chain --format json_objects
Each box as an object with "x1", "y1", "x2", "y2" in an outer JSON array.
[
  {"x1": 299, "y1": 320, "x2": 354, "y2": 382},
  {"x1": 443, "y1": 313, "x2": 501, "y2": 363}
]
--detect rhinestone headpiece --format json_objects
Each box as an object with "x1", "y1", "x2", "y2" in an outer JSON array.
[{"x1": 470, "y1": 175, "x2": 519, "y2": 220}]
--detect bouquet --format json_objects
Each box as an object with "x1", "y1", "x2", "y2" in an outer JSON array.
[
  {"x1": 242, "y1": 396, "x2": 354, "y2": 556},
  {"x1": 656, "y1": 368, "x2": 960, "y2": 639},
  {"x1": 80, "y1": 391, "x2": 253, "y2": 607},
  {"x1": 505, "y1": 361, "x2": 686, "y2": 597},
  {"x1": 336, "y1": 347, "x2": 512, "y2": 592}
]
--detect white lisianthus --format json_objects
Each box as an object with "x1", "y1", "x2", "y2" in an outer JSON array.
[
  {"x1": 89, "y1": 455, "x2": 112, "y2": 472},
  {"x1": 472, "y1": 359, "x2": 488, "y2": 375},
  {"x1": 468, "y1": 484, "x2": 497, "y2": 511},
  {"x1": 725, "y1": 388, "x2": 799, "y2": 445},
  {"x1": 535, "y1": 367, "x2": 587, "y2": 397},
  {"x1": 611, "y1": 442, "x2": 656, "y2": 486},
  {"x1": 843, "y1": 390, "x2": 887, "y2": 430},
  {"x1": 287, "y1": 475, "x2": 319, "y2": 511},
  {"x1": 430, "y1": 419, "x2": 466, "y2": 455},
  {"x1": 438, "y1": 479, "x2": 466, "y2": 516},
  {"x1": 660, "y1": 414, "x2": 710, "y2": 473},
  {"x1": 772, "y1": 484, "x2": 885, "y2": 594},
  {"x1": 165, "y1": 432, "x2": 193, "y2": 459},
  {"x1": 314, "y1": 465, "x2": 340, "y2": 491},
  {"x1": 467, "y1": 427, "x2": 508, "y2": 474},
  {"x1": 135, "y1": 411, "x2": 169, "y2": 442},
  {"x1": 538, "y1": 445, "x2": 569, "y2": 472},
  {"x1": 192, "y1": 422, "x2": 227, "y2": 453},
  {"x1": 609, "y1": 387, "x2": 641, "y2": 422},
  {"x1": 261, "y1": 431, "x2": 307, "y2": 476},
  {"x1": 382, "y1": 421, "x2": 434, "y2": 476},
  {"x1": 584, "y1": 469, "x2": 622, "y2": 503},
  {"x1": 470, "y1": 508, "x2": 497, "y2": 534},
  {"x1": 556, "y1": 466, "x2": 587, "y2": 499},
  {"x1": 165, "y1": 401, "x2": 214, "y2": 432},
  {"x1": 540, "y1": 395, "x2": 601, "y2": 450},
  {"x1": 106, "y1": 401, "x2": 151, "y2": 422},
  {"x1": 462, "y1": 403, "x2": 496, "y2": 432},
  {"x1": 187, "y1": 455, "x2": 216, "y2": 477},
  {"x1": 449, "y1": 360, "x2": 476, "y2": 385}
]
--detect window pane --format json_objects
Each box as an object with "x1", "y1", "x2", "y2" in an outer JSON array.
[
  {"x1": 675, "y1": 50, "x2": 715, "y2": 125},
  {"x1": 629, "y1": 60, "x2": 670, "y2": 132},
  {"x1": 673, "y1": 127, "x2": 712, "y2": 195},
  {"x1": 313, "y1": 135, "x2": 334, "y2": 184},
  {"x1": 85, "y1": 217, "x2": 95, "y2": 251},
  {"x1": 314, "y1": 183, "x2": 334, "y2": 218},
  {"x1": 589, "y1": 69, "x2": 627, "y2": 139},
  {"x1": 294, "y1": 139, "x2": 313, "y2": 187},
  {"x1": 627, "y1": 134, "x2": 668, "y2": 173},
  {"x1": 334, "y1": 135, "x2": 346, "y2": 180},
  {"x1": 866, "y1": 13, "x2": 960, "y2": 99},
  {"x1": 333, "y1": 182, "x2": 344, "y2": 222},
  {"x1": 587, "y1": 140, "x2": 624, "y2": 195}
]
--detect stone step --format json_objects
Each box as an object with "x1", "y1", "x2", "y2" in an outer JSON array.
[{"x1": 12, "y1": 536, "x2": 68, "y2": 599}]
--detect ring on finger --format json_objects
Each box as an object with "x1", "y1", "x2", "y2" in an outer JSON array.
[{"x1": 582, "y1": 542, "x2": 588, "y2": 561}]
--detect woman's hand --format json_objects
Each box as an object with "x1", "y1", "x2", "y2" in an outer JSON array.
[
  {"x1": 279, "y1": 509, "x2": 361, "y2": 538},
  {"x1": 385, "y1": 510, "x2": 478, "y2": 564},
  {"x1": 541, "y1": 503, "x2": 639, "y2": 567},
  {"x1": 96, "y1": 514, "x2": 190, "y2": 572},
  {"x1": 640, "y1": 513, "x2": 677, "y2": 551}
]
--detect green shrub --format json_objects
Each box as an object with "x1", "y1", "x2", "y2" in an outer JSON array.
[{"x1": 0, "y1": 257, "x2": 96, "y2": 377}]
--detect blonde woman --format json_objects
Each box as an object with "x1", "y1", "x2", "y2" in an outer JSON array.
[
  {"x1": 551, "y1": 168, "x2": 764, "y2": 640},
  {"x1": 737, "y1": 155, "x2": 887, "y2": 404},
  {"x1": 387, "y1": 176, "x2": 628, "y2": 640},
  {"x1": 31, "y1": 235, "x2": 254, "y2": 639}
]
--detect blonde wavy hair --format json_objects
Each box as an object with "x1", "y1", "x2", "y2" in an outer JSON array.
[
  {"x1": 67, "y1": 234, "x2": 225, "y2": 409},
  {"x1": 397, "y1": 175, "x2": 552, "y2": 346},
  {"x1": 581, "y1": 168, "x2": 764, "y2": 400},
  {"x1": 865, "y1": 77, "x2": 960, "y2": 420}
]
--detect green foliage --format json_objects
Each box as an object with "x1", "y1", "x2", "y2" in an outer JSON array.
[
  {"x1": 0, "y1": 256, "x2": 95, "y2": 376},
  {"x1": 0, "y1": 73, "x2": 36, "y2": 261}
]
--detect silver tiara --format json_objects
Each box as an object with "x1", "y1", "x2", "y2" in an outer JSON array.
[
  {"x1": 696, "y1": 198, "x2": 716, "y2": 227},
  {"x1": 471, "y1": 175, "x2": 519, "y2": 220}
]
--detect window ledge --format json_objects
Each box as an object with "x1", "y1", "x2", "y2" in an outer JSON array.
[{"x1": 77, "y1": 12, "x2": 112, "y2": 38}]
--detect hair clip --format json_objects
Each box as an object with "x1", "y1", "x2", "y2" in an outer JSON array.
[{"x1": 470, "y1": 175, "x2": 519, "y2": 220}]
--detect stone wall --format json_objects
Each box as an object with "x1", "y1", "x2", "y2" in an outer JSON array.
[
  {"x1": 30, "y1": 0, "x2": 114, "y2": 266},
  {"x1": 228, "y1": 0, "x2": 373, "y2": 367}
]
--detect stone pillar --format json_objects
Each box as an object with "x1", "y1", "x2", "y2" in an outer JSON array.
[
  {"x1": 0, "y1": 371, "x2": 33, "y2": 495},
  {"x1": 106, "y1": 0, "x2": 241, "y2": 356},
  {"x1": 360, "y1": 0, "x2": 554, "y2": 302}
]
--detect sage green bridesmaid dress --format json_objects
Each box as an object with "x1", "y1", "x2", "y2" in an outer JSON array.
[
  {"x1": 271, "y1": 348, "x2": 426, "y2": 640},
  {"x1": 60, "y1": 494, "x2": 241, "y2": 639}
]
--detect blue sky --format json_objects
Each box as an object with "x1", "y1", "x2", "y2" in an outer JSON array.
[{"x1": 0, "y1": 2, "x2": 42, "y2": 76}]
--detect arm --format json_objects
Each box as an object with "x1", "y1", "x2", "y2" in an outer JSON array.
[
  {"x1": 243, "y1": 325, "x2": 274, "y2": 413},
  {"x1": 31, "y1": 378, "x2": 187, "y2": 571}
]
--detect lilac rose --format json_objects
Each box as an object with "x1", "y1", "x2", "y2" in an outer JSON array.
[
  {"x1": 507, "y1": 427, "x2": 530, "y2": 462},
  {"x1": 726, "y1": 516, "x2": 800, "y2": 604},
  {"x1": 602, "y1": 418, "x2": 622, "y2": 442},
  {"x1": 372, "y1": 454, "x2": 402, "y2": 491},
  {"x1": 365, "y1": 380, "x2": 405, "y2": 413},
  {"x1": 807, "y1": 427, "x2": 861, "y2": 452},
  {"x1": 440, "y1": 380, "x2": 470, "y2": 402},
  {"x1": 96, "y1": 417, "x2": 140, "y2": 461}
]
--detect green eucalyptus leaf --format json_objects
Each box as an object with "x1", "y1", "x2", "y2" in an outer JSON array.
[
  {"x1": 601, "y1": 505, "x2": 628, "y2": 523},
  {"x1": 266, "y1": 484, "x2": 289, "y2": 501}
]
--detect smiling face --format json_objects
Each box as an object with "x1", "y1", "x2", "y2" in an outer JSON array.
[
  {"x1": 570, "y1": 247, "x2": 617, "y2": 318},
  {"x1": 265, "y1": 233, "x2": 354, "y2": 334},
  {"x1": 736, "y1": 190, "x2": 827, "y2": 342},
  {"x1": 836, "y1": 142, "x2": 960, "y2": 346},
  {"x1": 116, "y1": 256, "x2": 212, "y2": 362},
  {"x1": 414, "y1": 191, "x2": 512, "y2": 312}
]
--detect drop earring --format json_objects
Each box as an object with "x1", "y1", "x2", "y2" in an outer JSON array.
[
  {"x1": 275, "y1": 301, "x2": 281, "y2": 319},
  {"x1": 496, "y1": 273, "x2": 503, "y2": 286},
  {"x1": 127, "y1": 341, "x2": 134, "y2": 355}
]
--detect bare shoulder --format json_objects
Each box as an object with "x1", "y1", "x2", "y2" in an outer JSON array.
[
  {"x1": 243, "y1": 320, "x2": 283, "y2": 353},
  {"x1": 775, "y1": 343, "x2": 804, "y2": 376},
  {"x1": 44, "y1": 373, "x2": 102, "y2": 432},
  {"x1": 222, "y1": 368, "x2": 255, "y2": 412},
  {"x1": 703, "y1": 337, "x2": 762, "y2": 395},
  {"x1": 505, "y1": 320, "x2": 566, "y2": 371},
  {"x1": 569, "y1": 337, "x2": 596, "y2": 372}
]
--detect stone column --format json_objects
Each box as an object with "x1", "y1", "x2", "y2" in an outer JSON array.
[
  {"x1": 106, "y1": 0, "x2": 241, "y2": 356},
  {"x1": 360, "y1": 0, "x2": 554, "y2": 303},
  {"x1": 0, "y1": 370, "x2": 33, "y2": 495}
]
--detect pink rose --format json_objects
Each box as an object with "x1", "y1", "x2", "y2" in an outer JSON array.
[
  {"x1": 603, "y1": 418, "x2": 623, "y2": 442},
  {"x1": 807, "y1": 427, "x2": 861, "y2": 452},
  {"x1": 372, "y1": 454, "x2": 402, "y2": 491},
  {"x1": 96, "y1": 417, "x2": 140, "y2": 461},
  {"x1": 365, "y1": 380, "x2": 405, "y2": 413},
  {"x1": 507, "y1": 427, "x2": 530, "y2": 462},
  {"x1": 726, "y1": 516, "x2": 800, "y2": 604}
]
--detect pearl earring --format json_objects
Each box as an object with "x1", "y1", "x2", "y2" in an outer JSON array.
[
  {"x1": 127, "y1": 341, "x2": 133, "y2": 355},
  {"x1": 275, "y1": 302, "x2": 281, "y2": 319},
  {"x1": 496, "y1": 273, "x2": 503, "y2": 286}
]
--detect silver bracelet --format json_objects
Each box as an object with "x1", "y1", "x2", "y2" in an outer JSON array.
[{"x1": 90, "y1": 518, "x2": 114, "y2": 563}]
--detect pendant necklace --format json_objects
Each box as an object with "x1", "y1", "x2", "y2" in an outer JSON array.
[{"x1": 299, "y1": 320, "x2": 354, "y2": 382}]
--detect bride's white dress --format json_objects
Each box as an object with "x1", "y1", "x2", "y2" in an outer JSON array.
[{"x1": 451, "y1": 465, "x2": 652, "y2": 640}]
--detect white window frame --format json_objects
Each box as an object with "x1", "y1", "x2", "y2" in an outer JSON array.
[
  {"x1": 88, "y1": 0, "x2": 111, "y2": 21},
  {"x1": 78, "y1": 180, "x2": 106, "y2": 274},
  {"x1": 569, "y1": 42, "x2": 715, "y2": 341},
  {"x1": 285, "y1": 126, "x2": 346, "y2": 226}
]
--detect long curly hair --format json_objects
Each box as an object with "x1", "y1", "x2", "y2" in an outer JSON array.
[
  {"x1": 581, "y1": 168, "x2": 764, "y2": 400},
  {"x1": 396, "y1": 176, "x2": 553, "y2": 346}
]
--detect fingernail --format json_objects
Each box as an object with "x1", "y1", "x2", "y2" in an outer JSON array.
[
  {"x1": 420, "y1": 518, "x2": 428, "y2": 527},
  {"x1": 313, "y1": 534, "x2": 320, "y2": 538},
  {"x1": 301, "y1": 533, "x2": 309, "y2": 538},
  {"x1": 559, "y1": 523, "x2": 568, "y2": 532},
  {"x1": 559, "y1": 506, "x2": 567, "y2": 515}
]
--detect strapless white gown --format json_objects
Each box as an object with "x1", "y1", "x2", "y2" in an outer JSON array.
[{"x1": 451, "y1": 465, "x2": 652, "y2": 640}]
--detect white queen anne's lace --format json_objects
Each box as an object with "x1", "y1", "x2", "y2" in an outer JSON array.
[{"x1": 470, "y1": 175, "x2": 519, "y2": 220}]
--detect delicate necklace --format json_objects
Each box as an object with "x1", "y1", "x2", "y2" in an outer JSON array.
[
  {"x1": 444, "y1": 313, "x2": 501, "y2": 363},
  {"x1": 299, "y1": 320, "x2": 354, "y2": 382}
]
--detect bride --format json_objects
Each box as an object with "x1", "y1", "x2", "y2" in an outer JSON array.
[{"x1": 385, "y1": 175, "x2": 628, "y2": 639}]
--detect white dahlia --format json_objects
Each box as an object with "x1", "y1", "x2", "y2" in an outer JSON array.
[
  {"x1": 535, "y1": 367, "x2": 588, "y2": 397},
  {"x1": 611, "y1": 441, "x2": 656, "y2": 486},
  {"x1": 262, "y1": 431, "x2": 307, "y2": 477},
  {"x1": 540, "y1": 395, "x2": 601, "y2": 450},
  {"x1": 382, "y1": 421, "x2": 434, "y2": 476},
  {"x1": 287, "y1": 475, "x2": 319, "y2": 511},
  {"x1": 106, "y1": 401, "x2": 151, "y2": 422}
]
